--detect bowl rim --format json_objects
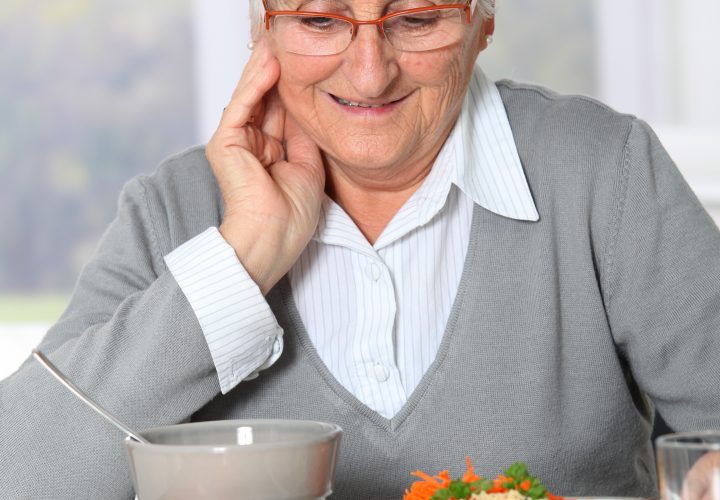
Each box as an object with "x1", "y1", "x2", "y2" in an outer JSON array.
[{"x1": 124, "y1": 419, "x2": 343, "y2": 453}]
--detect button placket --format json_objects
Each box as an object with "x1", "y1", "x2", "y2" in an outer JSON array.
[
  {"x1": 371, "y1": 258, "x2": 396, "y2": 386},
  {"x1": 351, "y1": 250, "x2": 404, "y2": 412},
  {"x1": 364, "y1": 258, "x2": 382, "y2": 281},
  {"x1": 372, "y1": 361, "x2": 391, "y2": 382}
]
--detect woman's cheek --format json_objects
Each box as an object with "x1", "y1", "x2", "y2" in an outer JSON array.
[
  {"x1": 275, "y1": 70, "x2": 332, "y2": 149},
  {"x1": 397, "y1": 51, "x2": 459, "y2": 87},
  {"x1": 276, "y1": 57, "x2": 336, "y2": 122},
  {"x1": 275, "y1": 64, "x2": 318, "y2": 117},
  {"x1": 277, "y1": 53, "x2": 336, "y2": 88}
]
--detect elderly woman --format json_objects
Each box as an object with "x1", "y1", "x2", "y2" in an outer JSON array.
[{"x1": 2, "y1": 0, "x2": 720, "y2": 498}]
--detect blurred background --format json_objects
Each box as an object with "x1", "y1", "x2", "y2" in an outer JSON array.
[{"x1": 1, "y1": 0, "x2": 719, "y2": 379}]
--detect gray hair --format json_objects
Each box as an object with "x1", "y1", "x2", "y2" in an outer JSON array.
[{"x1": 249, "y1": 1, "x2": 496, "y2": 41}]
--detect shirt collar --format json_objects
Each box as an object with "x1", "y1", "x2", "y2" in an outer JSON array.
[
  {"x1": 454, "y1": 65, "x2": 539, "y2": 221},
  {"x1": 313, "y1": 65, "x2": 539, "y2": 250},
  {"x1": 384, "y1": 64, "x2": 540, "y2": 227}
]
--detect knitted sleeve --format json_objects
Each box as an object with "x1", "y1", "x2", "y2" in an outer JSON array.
[
  {"x1": 605, "y1": 119, "x2": 720, "y2": 430},
  {"x1": 0, "y1": 164, "x2": 225, "y2": 497}
]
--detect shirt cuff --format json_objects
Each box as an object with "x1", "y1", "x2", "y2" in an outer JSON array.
[{"x1": 164, "y1": 227, "x2": 283, "y2": 394}]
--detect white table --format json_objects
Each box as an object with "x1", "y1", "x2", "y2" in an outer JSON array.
[{"x1": 0, "y1": 323, "x2": 47, "y2": 380}]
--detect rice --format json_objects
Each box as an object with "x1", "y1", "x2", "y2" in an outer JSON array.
[{"x1": 471, "y1": 490, "x2": 540, "y2": 500}]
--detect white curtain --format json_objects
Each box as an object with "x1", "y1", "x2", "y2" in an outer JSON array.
[{"x1": 192, "y1": 0, "x2": 253, "y2": 143}]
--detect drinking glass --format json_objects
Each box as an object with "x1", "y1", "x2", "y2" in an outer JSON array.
[{"x1": 656, "y1": 431, "x2": 720, "y2": 500}]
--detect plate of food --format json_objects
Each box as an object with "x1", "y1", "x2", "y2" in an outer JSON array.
[{"x1": 403, "y1": 460, "x2": 563, "y2": 500}]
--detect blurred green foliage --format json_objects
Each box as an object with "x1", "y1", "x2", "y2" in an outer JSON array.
[
  {"x1": 0, "y1": 0, "x2": 194, "y2": 293},
  {"x1": 0, "y1": 294, "x2": 69, "y2": 323}
]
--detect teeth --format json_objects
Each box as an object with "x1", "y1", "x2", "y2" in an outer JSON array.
[{"x1": 336, "y1": 97, "x2": 385, "y2": 108}]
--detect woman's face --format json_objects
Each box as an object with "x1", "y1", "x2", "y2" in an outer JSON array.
[{"x1": 267, "y1": 1, "x2": 494, "y2": 180}]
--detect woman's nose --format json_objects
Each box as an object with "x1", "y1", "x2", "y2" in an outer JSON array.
[{"x1": 342, "y1": 25, "x2": 399, "y2": 99}]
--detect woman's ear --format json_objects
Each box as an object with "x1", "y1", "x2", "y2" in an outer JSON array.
[
  {"x1": 485, "y1": 17, "x2": 495, "y2": 38},
  {"x1": 478, "y1": 17, "x2": 495, "y2": 50}
]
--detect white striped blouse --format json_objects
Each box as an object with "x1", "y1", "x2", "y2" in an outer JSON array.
[{"x1": 165, "y1": 66, "x2": 539, "y2": 419}]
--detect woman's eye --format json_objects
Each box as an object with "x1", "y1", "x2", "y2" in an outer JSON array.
[
  {"x1": 300, "y1": 16, "x2": 340, "y2": 30},
  {"x1": 403, "y1": 15, "x2": 437, "y2": 25},
  {"x1": 395, "y1": 13, "x2": 440, "y2": 30}
]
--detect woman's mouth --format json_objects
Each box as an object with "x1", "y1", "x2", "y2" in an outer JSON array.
[{"x1": 328, "y1": 93, "x2": 407, "y2": 115}]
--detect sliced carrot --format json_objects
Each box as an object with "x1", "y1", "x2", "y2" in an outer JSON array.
[
  {"x1": 486, "y1": 485, "x2": 509, "y2": 494},
  {"x1": 493, "y1": 474, "x2": 512, "y2": 488},
  {"x1": 403, "y1": 469, "x2": 452, "y2": 500},
  {"x1": 463, "y1": 456, "x2": 481, "y2": 483},
  {"x1": 411, "y1": 470, "x2": 442, "y2": 485}
]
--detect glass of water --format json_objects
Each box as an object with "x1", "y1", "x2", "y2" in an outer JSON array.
[{"x1": 656, "y1": 431, "x2": 720, "y2": 500}]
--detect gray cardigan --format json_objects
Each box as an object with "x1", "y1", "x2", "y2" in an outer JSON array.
[{"x1": 1, "y1": 81, "x2": 719, "y2": 500}]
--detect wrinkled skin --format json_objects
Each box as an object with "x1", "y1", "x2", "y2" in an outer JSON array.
[
  {"x1": 271, "y1": 1, "x2": 495, "y2": 240},
  {"x1": 206, "y1": 0, "x2": 494, "y2": 292}
]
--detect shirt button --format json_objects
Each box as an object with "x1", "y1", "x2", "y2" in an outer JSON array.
[
  {"x1": 365, "y1": 262, "x2": 381, "y2": 281},
  {"x1": 373, "y1": 362, "x2": 390, "y2": 382}
]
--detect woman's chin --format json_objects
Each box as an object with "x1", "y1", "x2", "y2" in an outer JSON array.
[{"x1": 324, "y1": 142, "x2": 415, "y2": 174}]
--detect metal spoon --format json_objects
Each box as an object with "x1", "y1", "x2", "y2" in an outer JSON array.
[{"x1": 32, "y1": 350, "x2": 150, "y2": 444}]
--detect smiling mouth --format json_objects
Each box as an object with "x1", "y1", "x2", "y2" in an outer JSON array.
[{"x1": 330, "y1": 94, "x2": 405, "y2": 108}]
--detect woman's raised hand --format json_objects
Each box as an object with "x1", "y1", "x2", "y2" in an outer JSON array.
[
  {"x1": 206, "y1": 39, "x2": 325, "y2": 295},
  {"x1": 681, "y1": 451, "x2": 720, "y2": 500}
]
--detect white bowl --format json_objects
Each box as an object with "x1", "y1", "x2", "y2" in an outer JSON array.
[{"x1": 125, "y1": 419, "x2": 342, "y2": 500}]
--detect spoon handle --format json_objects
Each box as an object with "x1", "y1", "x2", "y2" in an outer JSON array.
[{"x1": 32, "y1": 350, "x2": 149, "y2": 444}]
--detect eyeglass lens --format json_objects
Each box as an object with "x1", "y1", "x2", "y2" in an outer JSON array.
[{"x1": 270, "y1": 8, "x2": 469, "y2": 56}]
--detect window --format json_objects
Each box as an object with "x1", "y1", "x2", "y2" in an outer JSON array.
[
  {"x1": 2, "y1": 0, "x2": 718, "y2": 377},
  {"x1": 480, "y1": 0, "x2": 720, "y2": 222},
  {"x1": 0, "y1": 0, "x2": 195, "y2": 376},
  {"x1": 205, "y1": 0, "x2": 720, "y2": 221}
]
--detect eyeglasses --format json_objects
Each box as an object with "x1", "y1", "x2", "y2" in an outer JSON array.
[{"x1": 261, "y1": 0, "x2": 476, "y2": 56}]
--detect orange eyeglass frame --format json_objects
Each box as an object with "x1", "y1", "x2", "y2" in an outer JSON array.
[{"x1": 261, "y1": 0, "x2": 476, "y2": 36}]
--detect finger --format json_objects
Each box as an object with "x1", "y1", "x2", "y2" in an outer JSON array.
[
  {"x1": 681, "y1": 482, "x2": 703, "y2": 500},
  {"x1": 682, "y1": 471, "x2": 709, "y2": 500},
  {"x1": 258, "y1": 135, "x2": 286, "y2": 168},
  {"x1": 262, "y1": 89, "x2": 286, "y2": 142},
  {"x1": 220, "y1": 39, "x2": 280, "y2": 130},
  {"x1": 284, "y1": 116, "x2": 323, "y2": 171},
  {"x1": 229, "y1": 37, "x2": 272, "y2": 101},
  {"x1": 682, "y1": 452, "x2": 720, "y2": 500}
]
